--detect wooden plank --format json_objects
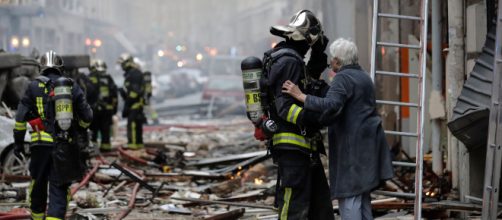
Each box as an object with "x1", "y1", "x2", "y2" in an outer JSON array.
[{"x1": 204, "y1": 208, "x2": 245, "y2": 220}]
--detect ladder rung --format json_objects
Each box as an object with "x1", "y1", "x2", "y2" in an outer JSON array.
[
  {"x1": 376, "y1": 100, "x2": 420, "y2": 107},
  {"x1": 376, "y1": 70, "x2": 419, "y2": 78},
  {"x1": 497, "y1": 58, "x2": 502, "y2": 63},
  {"x1": 385, "y1": 130, "x2": 419, "y2": 137},
  {"x1": 378, "y1": 13, "x2": 421, "y2": 21},
  {"x1": 377, "y1": 42, "x2": 421, "y2": 49},
  {"x1": 373, "y1": 190, "x2": 416, "y2": 199},
  {"x1": 392, "y1": 161, "x2": 417, "y2": 167}
]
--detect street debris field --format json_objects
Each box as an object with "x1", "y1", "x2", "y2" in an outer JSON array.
[
  {"x1": 0, "y1": 114, "x2": 477, "y2": 219},
  {"x1": 0, "y1": 115, "x2": 279, "y2": 220}
]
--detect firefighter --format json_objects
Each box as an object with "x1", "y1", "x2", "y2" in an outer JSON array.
[
  {"x1": 143, "y1": 71, "x2": 153, "y2": 104},
  {"x1": 64, "y1": 57, "x2": 95, "y2": 159},
  {"x1": 13, "y1": 50, "x2": 93, "y2": 220},
  {"x1": 262, "y1": 10, "x2": 334, "y2": 219},
  {"x1": 117, "y1": 54, "x2": 145, "y2": 150},
  {"x1": 88, "y1": 59, "x2": 118, "y2": 151},
  {"x1": 142, "y1": 70, "x2": 159, "y2": 124}
]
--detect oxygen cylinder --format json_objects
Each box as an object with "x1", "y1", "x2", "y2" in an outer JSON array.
[
  {"x1": 241, "y1": 57, "x2": 264, "y2": 124},
  {"x1": 54, "y1": 77, "x2": 73, "y2": 130}
]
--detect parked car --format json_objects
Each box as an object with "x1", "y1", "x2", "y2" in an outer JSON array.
[
  {"x1": 0, "y1": 53, "x2": 37, "y2": 176},
  {"x1": 206, "y1": 55, "x2": 245, "y2": 77},
  {"x1": 154, "y1": 68, "x2": 207, "y2": 103},
  {"x1": 202, "y1": 75, "x2": 245, "y2": 116},
  {"x1": 202, "y1": 75, "x2": 244, "y2": 103},
  {"x1": 0, "y1": 115, "x2": 30, "y2": 176}
]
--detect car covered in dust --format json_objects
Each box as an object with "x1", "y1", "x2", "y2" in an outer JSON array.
[
  {"x1": 0, "y1": 52, "x2": 40, "y2": 176},
  {"x1": 0, "y1": 116, "x2": 30, "y2": 176}
]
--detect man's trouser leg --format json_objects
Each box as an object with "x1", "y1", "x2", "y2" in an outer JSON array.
[
  {"x1": 361, "y1": 192, "x2": 373, "y2": 220},
  {"x1": 127, "y1": 113, "x2": 133, "y2": 148},
  {"x1": 45, "y1": 143, "x2": 72, "y2": 220},
  {"x1": 46, "y1": 182, "x2": 70, "y2": 220},
  {"x1": 135, "y1": 112, "x2": 143, "y2": 148},
  {"x1": 309, "y1": 155, "x2": 335, "y2": 220},
  {"x1": 338, "y1": 191, "x2": 373, "y2": 220},
  {"x1": 275, "y1": 150, "x2": 310, "y2": 220},
  {"x1": 99, "y1": 113, "x2": 112, "y2": 151},
  {"x1": 89, "y1": 110, "x2": 101, "y2": 143},
  {"x1": 29, "y1": 146, "x2": 51, "y2": 220},
  {"x1": 127, "y1": 110, "x2": 144, "y2": 150}
]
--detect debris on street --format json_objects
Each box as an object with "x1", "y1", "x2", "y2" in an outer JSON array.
[
  {"x1": 0, "y1": 116, "x2": 282, "y2": 219},
  {"x1": 0, "y1": 114, "x2": 466, "y2": 219}
]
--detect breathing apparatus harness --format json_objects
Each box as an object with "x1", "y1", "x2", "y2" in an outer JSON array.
[
  {"x1": 32, "y1": 75, "x2": 75, "y2": 142},
  {"x1": 241, "y1": 47, "x2": 312, "y2": 141}
]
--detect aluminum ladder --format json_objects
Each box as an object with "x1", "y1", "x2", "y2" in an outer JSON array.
[
  {"x1": 482, "y1": 1, "x2": 502, "y2": 219},
  {"x1": 370, "y1": 0, "x2": 429, "y2": 219}
]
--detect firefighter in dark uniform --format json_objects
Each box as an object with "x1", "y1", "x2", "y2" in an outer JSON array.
[
  {"x1": 142, "y1": 71, "x2": 159, "y2": 124},
  {"x1": 264, "y1": 10, "x2": 334, "y2": 219},
  {"x1": 64, "y1": 57, "x2": 94, "y2": 159},
  {"x1": 117, "y1": 54, "x2": 145, "y2": 150},
  {"x1": 143, "y1": 71, "x2": 153, "y2": 104},
  {"x1": 88, "y1": 59, "x2": 118, "y2": 151},
  {"x1": 13, "y1": 51, "x2": 93, "y2": 220}
]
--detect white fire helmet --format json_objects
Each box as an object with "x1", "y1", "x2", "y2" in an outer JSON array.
[{"x1": 270, "y1": 10, "x2": 323, "y2": 46}]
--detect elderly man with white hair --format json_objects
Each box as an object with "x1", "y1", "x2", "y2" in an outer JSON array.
[{"x1": 282, "y1": 38, "x2": 394, "y2": 220}]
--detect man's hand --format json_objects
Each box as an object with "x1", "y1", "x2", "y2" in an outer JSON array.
[{"x1": 13, "y1": 143, "x2": 25, "y2": 160}]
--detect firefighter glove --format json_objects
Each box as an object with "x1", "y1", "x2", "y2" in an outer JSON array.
[{"x1": 254, "y1": 127, "x2": 267, "y2": 141}]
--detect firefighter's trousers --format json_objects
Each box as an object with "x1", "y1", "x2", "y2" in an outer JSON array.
[
  {"x1": 126, "y1": 109, "x2": 144, "y2": 149},
  {"x1": 273, "y1": 149, "x2": 334, "y2": 220},
  {"x1": 29, "y1": 145, "x2": 71, "y2": 220},
  {"x1": 90, "y1": 110, "x2": 113, "y2": 150}
]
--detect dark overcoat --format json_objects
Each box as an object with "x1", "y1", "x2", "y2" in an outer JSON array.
[{"x1": 304, "y1": 64, "x2": 394, "y2": 199}]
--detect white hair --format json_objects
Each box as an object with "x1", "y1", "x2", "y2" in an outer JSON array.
[{"x1": 329, "y1": 38, "x2": 359, "y2": 66}]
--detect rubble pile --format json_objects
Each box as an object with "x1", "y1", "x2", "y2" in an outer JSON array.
[
  {"x1": 0, "y1": 115, "x2": 464, "y2": 219},
  {"x1": 0, "y1": 116, "x2": 279, "y2": 219}
]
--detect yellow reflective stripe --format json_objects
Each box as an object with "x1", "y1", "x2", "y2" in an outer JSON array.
[
  {"x1": 46, "y1": 217, "x2": 62, "y2": 220},
  {"x1": 105, "y1": 104, "x2": 114, "y2": 110},
  {"x1": 28, "y1": 180, "x2": 34, "y2": 207},
  {"x1": 127, "y1": 143, "x2": 143, "y2": 150},
  {"x1": 131, "y1": 121, "x2": 136, "y2": 145},
  {"x1": 15, "y1": 121, "x2": 27, "y2": 131},
  {"x1": 36, "y1": 97, "x2": 44, "y2": 119},
  {"x1": 100, "y1": 86, "x2": 110, "y2": 97},
  {"x1": 101, "y1": 143, "x2": 112, "y2": 150},
  {"x1": 129, "y1": 143, "x2": 144, "y2": 149},
  {"x1": 79, "y1": 120, "x2": 91, "y2": 128},
  {"x1": 31, "y1": 212, "x2": 44, "y2": 220},
  {"x1": 129, "y1": 91, "x2": 138, "y2": 98},
  {"x1": 31, "y1": 131, "x2": 53, "y2": 142},
  {"x1": 131, "y1": 102, "x2": 142, "y2": 109},
  {"x1": 67, "y1": 188, "x2": 71, "y2": 209},
  {"x1": 281, "y1": 187, "x2": 292, "y2": 220},
  {"x1": 272, "y1": 132, "x2": 310, "y2": 149},
  {"x1": 38, "y1": 83, "x2": 45, "y2": 88},
  {"x1": 89, "y1": 77, "x2": 98, "y2": 84},
  {"x1": 286, "y1": 104, "x2": 302, "y2": 125}
]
